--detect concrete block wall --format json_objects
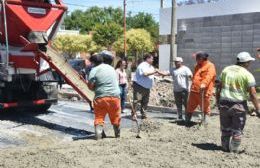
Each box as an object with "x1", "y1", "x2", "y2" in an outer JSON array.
[{"x1": 177, "y1": 12, "x2": 260, "y2": 85}]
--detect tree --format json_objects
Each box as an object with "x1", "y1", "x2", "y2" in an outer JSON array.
[
  {"x1": 64, "y1": 7, "x2": 124, "y2": 34},
  {"x1": 52, "y1": 34, "x2": 97, "y2": 58},
  {"x1": 113, "y1": 29, "x2": 154, "y2": 61},
  {"x1": 92, "y1": 22, "x2": 123, "y2": 48},
  {"x1": 64, "y1": 7, "x2": 159, "y2": 42},
  {"x1": 127, "y1": 12, "x2": 159, "y2": 43}
]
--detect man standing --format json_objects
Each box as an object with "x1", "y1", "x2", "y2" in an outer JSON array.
[
  {"x1": 216, "y1": 52, "x2": 260, "y2": 153},
  {"x1": 87, "y1": 54, "x2": 121, "y2": 140},
  {"x1": 161, "y1": 57, "x2": 193, "y2": 120},
  {"x1": 132, "y1": 53, "x2": 159, "y2": 119},
  {"x1": 186, "y1": 51, "x2": 216, "y2": 124}
]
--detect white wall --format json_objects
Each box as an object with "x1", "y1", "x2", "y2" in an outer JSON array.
[{"x1": 159, "y1": 44, "x2": 170, "y2": 71}]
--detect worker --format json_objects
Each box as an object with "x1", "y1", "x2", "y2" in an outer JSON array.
[
  {"x1": 185, "y1": 51, "x2": 216, "y2": 125},
  {"x1": 216, "y1": 52, "x2": 260, "y2": 153},
  {"x1": 87, "y1": 54, "x2": 121, "y2": 140},
  {"x1": 132, "y1": 53, "x2": 164, "y2": 119},
  {"x1": 100, "y1": 50, "x2": 114, "y2": 65},
  {"x1": 115, "y1": 59, "x2": 128, "y2": 113},
  {"x1": 160, "y1": 57, "x2": 193, "y2": 120}
]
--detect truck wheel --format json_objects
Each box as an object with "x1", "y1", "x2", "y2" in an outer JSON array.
[{"x1": 34, "y1": 104, "x2": 51, "y2": 113}]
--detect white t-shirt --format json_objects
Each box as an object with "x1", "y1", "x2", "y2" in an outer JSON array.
[
  {"x1": 170, "y1": 65, "x2": 192, "y2": 92},
  {"x1": 133, "y1": 61, "x2": 155, "y2": 89}
]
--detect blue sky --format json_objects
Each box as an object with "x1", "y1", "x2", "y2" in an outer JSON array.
[{"x1": 62, "y1": 0, "x2": 177, "y2": 21}]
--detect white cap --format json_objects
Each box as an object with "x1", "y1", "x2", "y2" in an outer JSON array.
[
  {"x1": 237, "y1": 52, "x2": 255, "y2": 62},
  {"x1": 174, "y1": 57, "x2": 183, "y2": 62}
]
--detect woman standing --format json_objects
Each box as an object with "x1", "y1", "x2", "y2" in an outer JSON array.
[{"x1": 115, "y1": 59, "x2": 128, "y2": 113}]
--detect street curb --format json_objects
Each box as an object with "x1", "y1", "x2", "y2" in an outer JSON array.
[{"x1": 59, "y1": 90, "x2": 219, "y2": 116}]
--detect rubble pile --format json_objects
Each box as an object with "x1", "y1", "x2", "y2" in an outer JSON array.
[{"x1": 58, "y1": 78, "x2": 175, "y2": 107}]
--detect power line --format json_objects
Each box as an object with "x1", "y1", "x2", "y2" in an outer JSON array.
[{"x1": 64, "y1": 3, "x2": 92, "y2": 8}]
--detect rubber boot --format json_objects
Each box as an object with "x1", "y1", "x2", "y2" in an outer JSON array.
[
  {"x1": 113, "y1": 125, "x2": 120, "y2": 138},
  {"x1": 221, "y1": 136, "x2": 231, "y2": 152},
  {"x1": 202, "y1": 114, "x2": 209, "y2": 125},
  {"x1": 95, "y1": 125, "x2": 103, "y2": 140},
  {"x1": 229, "y1": 137, "x2": 241, "y2": 153},
  {"x1": 102, "y1": 130, "x2": 107, "y2": 138},
  {"x1": 185, "y1": 112, "x2": 192, "y2": 124}
]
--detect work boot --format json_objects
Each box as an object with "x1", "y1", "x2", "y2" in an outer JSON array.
[
  {"x1": 221, "y1": 136, "x2": 231, "y2": 152},
  {"x1": 95, "y1": 125, "x2": 104, "y2": 140},
  {"x1": 113, "y1": 125, "x2": 120, "y2": 138},
  {"x1": 177, "y1": 114, "x2": 183, "y2": 121},
  {"x1": 230, "y1": 137, "x2": 241, "y2": 153},
  {"x1": 176, "y1": 110, "x2": 183, "y2": 121},
  {"x1": 141, "y1": 115, "x2": 147, "y2": 120},
  {"x1": 141, "y1": 107, "x2": 147, "y2": 120}
]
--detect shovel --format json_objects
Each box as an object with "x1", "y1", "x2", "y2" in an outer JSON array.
[
  {"x1": 129, "y1": 97, "x2": 141, "y2": 138},
  {"x1": 198, "y1": 89, "x2": 206, "y2": 126}
]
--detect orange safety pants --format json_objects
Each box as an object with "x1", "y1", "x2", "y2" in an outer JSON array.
[
  {"x1": 93, "y1": 97, "x2": 121, "y2": 126},
  {"x1": 186, "y1": 91, "x2": 211, "y2": 114}
]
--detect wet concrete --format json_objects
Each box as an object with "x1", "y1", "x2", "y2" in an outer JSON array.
[{"x1": 0, "y1": 101, "x2": 178, "y2": 148}]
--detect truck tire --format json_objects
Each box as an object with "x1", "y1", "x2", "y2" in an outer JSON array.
[{"x1": 33, "y1": 83, "x2": 58, "y2": 113}]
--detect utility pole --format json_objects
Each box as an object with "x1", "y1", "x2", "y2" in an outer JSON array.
[
  {"x1": 123, "y1": 0, "x2": 127, "y2": 58},
  {"x1": 170, "y1": 0, "x2": 176, "y2": 69},
  {"x1": 160, "y1": 0, "x2": 164, "y2": 8}
]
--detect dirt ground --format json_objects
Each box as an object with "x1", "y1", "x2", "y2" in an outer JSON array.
[
  {"x1": 1, "y1": 80, "x2": 259, "y2": 168},
  {"x1": 0, "y1": 115, "x2": 259, "y2": 168}
]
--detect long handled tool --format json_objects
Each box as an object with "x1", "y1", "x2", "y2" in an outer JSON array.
[
  {"x1": 129, "y1": 97, "x2": 141, "y2": 138},
  {"x1": 198, "y1": 90, "x2": 205, "y2": 126}
]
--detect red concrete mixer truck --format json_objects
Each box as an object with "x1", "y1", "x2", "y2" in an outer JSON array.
[{"x1": 0, "y1": 0, "x2": 94, "y2": 112}]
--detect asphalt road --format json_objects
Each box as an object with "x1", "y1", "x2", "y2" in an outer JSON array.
[{"x1": 0, "y1": 101, "x2": 177, "y2": 148}]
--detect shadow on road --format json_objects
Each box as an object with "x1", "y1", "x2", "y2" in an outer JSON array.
[
  {"x1": 170, "y1": 120, "x2": 198, "y2": 128},
  {"x1": 0, "y1": 110, "x2": 94, "y2": 137},
  {"x1": 192, "y1": 143, "x2": 223, "y2": 151},
  {"x1": 154, "y1": 116, "x2": 177, "y2": 120}
]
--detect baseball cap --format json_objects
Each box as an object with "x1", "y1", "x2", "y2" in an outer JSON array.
[
  {"x1": 237, "y1": 52, "x2": 255, "y2": 62},
  {"x1": 174, "y1": 57, "x2": 183, "y2": 62}
]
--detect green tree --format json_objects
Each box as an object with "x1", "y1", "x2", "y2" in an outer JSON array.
[
  {"x1": 93, "y1": 22, "x2": 123, "y2": 48},
  {"x1": 64, "y1": 7, "x2": 123, "y2": 34},
  {"x1": 53, "y1": 34, "x2": 97, "y2": 58},
  {"x1": 113, "y1": 29, "x2": 154, "y2": 60},
  {"x1": 127, "y1": 12, "x2": 159, "y2": 43}
]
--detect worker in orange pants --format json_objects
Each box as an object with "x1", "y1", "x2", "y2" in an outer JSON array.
[
  {"x1": 186, "y1": 51, "x2": 216, "y2": 125},
  {"x1": 87, "y1": 54, "x2": 121, "y2": 140},
  {"x1": 93, "y1": 97, "x2": 121, "y2": 126}
]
